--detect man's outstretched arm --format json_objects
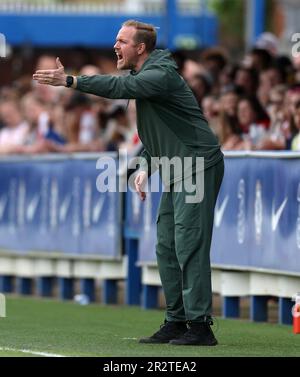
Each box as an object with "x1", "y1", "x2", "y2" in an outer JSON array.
[{"x1": 33, "y1": 57, "x2": 168, "y2": 99}]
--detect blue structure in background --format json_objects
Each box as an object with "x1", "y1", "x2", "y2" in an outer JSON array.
[
  {"x1": 0, "y1": 154, "x2": 121, "y2": 258},
  {"x1": 0, "y1": 0, "x2": 218, "y2": 49},
  {"x1": 252, "y1": 0, "x2": 266, "y2": 44},
  {"x1": 246, "y1": 0, "x2": 266, "y2": 47},
  {"x1": 0, "y1": 0, "x2": 269, "y2": 50}
]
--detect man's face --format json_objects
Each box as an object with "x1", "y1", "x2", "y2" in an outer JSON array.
[{"x1": 114, "y1": 26, "x2": 140, "y2": 70}]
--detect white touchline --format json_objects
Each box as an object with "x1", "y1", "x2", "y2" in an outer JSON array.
[{"x1": 0, "y1": 346, "x2": 66, "y2": 357}]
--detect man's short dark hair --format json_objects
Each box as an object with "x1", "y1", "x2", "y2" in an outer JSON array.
[{"x1": 122, "y1": 19, "x2": 157, "y2": 53}]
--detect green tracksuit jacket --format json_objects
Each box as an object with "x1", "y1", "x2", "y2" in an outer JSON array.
[
  {"x1": 76, "y1": 49, "x2": 224, "y2": 323},
  {"x1": 77, "y1": 49, "x2": 223, "y2": 183}
]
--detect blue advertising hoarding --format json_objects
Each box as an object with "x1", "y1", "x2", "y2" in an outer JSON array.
[
  {"x1": 211, "y1": 154, "x2": 300, "y2": 273},
  {"x1": 0, "y1": 154, "x2": 121, "y2": 258},
  {"x1": 125, "y1": 152, "x2": 300, "y2": 275},
  {"x1": 2, "y1": 152, "x2": 300, "y2": 273}
]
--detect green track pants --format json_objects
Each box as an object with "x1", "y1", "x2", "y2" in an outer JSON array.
[{"x1": 156, "y1": 159, "x2": 224, "y2": 322}]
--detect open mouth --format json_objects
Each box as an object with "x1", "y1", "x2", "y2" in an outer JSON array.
[{"x1": 116, "y1": 52, "x2": 123, "y2": 62}]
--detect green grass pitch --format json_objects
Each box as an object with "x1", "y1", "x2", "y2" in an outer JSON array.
[{"x1": 0, "y1": 297, "x2": 299, "y2": 357}]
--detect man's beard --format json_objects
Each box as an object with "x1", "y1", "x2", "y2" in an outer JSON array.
[{"x1": 117, "y1": 58, "x2": 135, "y2": 71}]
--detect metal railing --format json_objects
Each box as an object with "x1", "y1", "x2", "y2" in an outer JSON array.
[
  {"x1": 0, "y1": 0, "x2": 206, "y2": 15},
  {"x1": 0, "y1": 0, "x2": 160, "y2": 14}
]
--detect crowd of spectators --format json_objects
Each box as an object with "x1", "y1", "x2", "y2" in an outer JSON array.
[{"x1": 1, "y1": 32, "x2": 300, "y2": 155}]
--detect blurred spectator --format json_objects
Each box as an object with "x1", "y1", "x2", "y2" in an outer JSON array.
[
  {"x1": 219, "y1": 88, "x2": 239, "y2": 117},
  {"x1": 33, "y1": 54, "x2": 63, "y2": 104},
  {"x1": 291, "y1": 101, "x2": 300, "y2": 151},
  {"x1": 255, "y1": 32, "x2": 279, "y2": 56},
  {"x1": 202, "y1": 95, "x2": 220, "y2": 135},
  {"x1": 103, "y1": 103, "x2": 132, "y2": 151},
  {"x1": 219, "y1": 112, "x2": 250, "y2": 151},
  {"x1": 237, "y1": 96, "x2": 270, "y2": 148},
  {"x1": 255, "y1": 85, "x2": 287, "y2": 150},
  {"x1": 217, "y1": 88, "x2": 249, "y2": 150},
  {"x1": 234, "y1": 67, "x2": 259, "y2": 96},
  {"x1": 96, "y1": 55, "x2": 118, "y2": 74},
  {"x1": 1, "y1": 39, "x2": 300, "y2": 154},
  {"x1": 267, "y1": 84, "x2": 286, "y2": 122},
  {"x1": 245, "y1": 48, "x2": 273, "y2": 72},
  {"x1": 187, "y1": 73, "x2": 212, "y2": 106},
  {"x1": 201, "y1": 48, "x2": 228, "y2": 88},
  {"x1": 0, "y1": 100, "x2": 29, "y2": 153},
  {"x1": 35, "y1": 55, "x2": 58, "y2": 71},
  {"x1": 22, "y1": 93, "x2": 50, "y2": 137},
  {"x1": 219, "y1": 64, "x2": 238, "y2": 91},
  {"x1": 64, "y1": 92, "x2": 100, "y2": 145},
  {"x1": 293, "y1": 55, "x2": 300, "y2": 83},
  {"x1": 80, "y1": 65, "x2": 101, "y2": 76},
  {"x1": 276, "y1": 56, "x2": 294, "y2": 86},
  {"x1": 283, "y1": 85, "x2": 300, "y2": 149},
  {"x1": 119, "y1": 100, "x2": 140, "y2": 153},
  {"x1": 258, "y1": 65, "x2": 285, "y2": 107},
  {"x1": 182, "y1": 59, "x2": 205, "y2": 82},
  {"x1": 21, "y1": 93, "x2": 66, "y2": 146}
]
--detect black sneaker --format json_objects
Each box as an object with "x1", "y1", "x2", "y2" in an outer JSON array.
[
  {"x1": 169, "y1": 321, "x2": 218, "y2": 346},
  {"x1": 139, "y1": 321, "x2": 187, "y2": 344}
]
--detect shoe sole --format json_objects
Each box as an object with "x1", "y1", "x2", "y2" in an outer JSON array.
[
  {"x1": 169, "y1": 340, "x2": 218, "y2": 346},
  {"x1": 139, "y1": 339, "x2": 170, "y2": 344},
  {"x1": 139, "y1": 331, "x2": 187, "y2": 344}
]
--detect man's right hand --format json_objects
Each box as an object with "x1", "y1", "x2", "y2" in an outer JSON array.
[
  {"x1": 134, "y1": 171, "x2": 147, "y2": 201},
  {"x1": 33, "y1": 57, "x2": 68, "y2": 87}
]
